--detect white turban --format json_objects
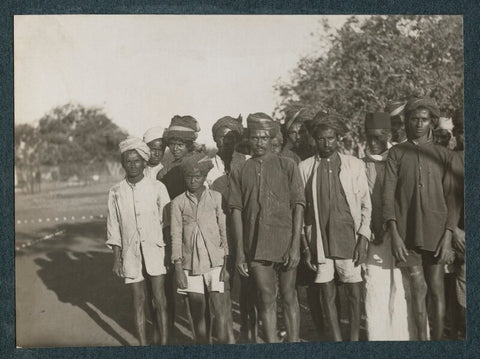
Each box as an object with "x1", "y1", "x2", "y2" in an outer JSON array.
[
  {"x1": 119, "y1": 136, "x2": 150, "y2": 161},
  {"x1": 436, "y1": 117, "x2": 454, "y2": 132},
  {"x1": 143, "y1": 126, "x2": 165, "y2": 144}
]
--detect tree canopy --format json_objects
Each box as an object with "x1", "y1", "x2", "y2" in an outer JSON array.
[
  {"x1": 274, "y1": 15, "x2": 463, "y2": 135},
  {"x1": 15, "y1": 104, "x2": 128, "y2": 180}
]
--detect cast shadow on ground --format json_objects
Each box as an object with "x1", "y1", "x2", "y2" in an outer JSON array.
[{"x1": 32, "y1": 221, "x2": 193, "y2": 346}]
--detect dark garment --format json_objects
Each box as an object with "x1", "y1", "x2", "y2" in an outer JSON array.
[
  {"x1": 450, "y1": 150, "x2": 464, "y2": 230},
  {"x1": 280, "y1": 147, "x2": 301, "y2": 164},
  {"x1": 316, "y1": 152, "x2": 356, "y2": 259},
  {"x1": 292, "y1": 145, "x2": 315, "y2": 161},
  {"x1": 229, "y1": 153, "x2": 305, "y2": 263},
  {"x1": 363, "y1": 151, "x2": 388, "y2": 238},
  {"x1": 383, "y1": 140, "x2": 455, "y2": 252},
  {"x1": 158, "y1": 156, "x2": 193, "y2": 200}
]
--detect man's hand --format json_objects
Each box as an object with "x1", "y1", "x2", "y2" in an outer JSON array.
[
  {"x1": 302, "y1": 247, "x2": 317, "y2": 272},
  {"x1": 435, "y1": 229, "x2": 453, "y2": 264},
  {"x1": 353, "y1": 235, "x2": 368, "y2": 266},
  {"x1": 453, "y1": 227, "x2": 465, "y2": 254},
  {"x1": 284, "y1": 244, "x2": 300, "y2": 270},
  {"x1": 174, "y1": 262, "x2": 188, "y2": 289},
  {"x1": 112, "y1": 257, "x2": 124, "y2": 278},
  {"x1": 390, "y1": 230, "x2": 408, "y2": 263},
  {"x1": 236, "y1": 256, "x2": 249, "y2": 277}
]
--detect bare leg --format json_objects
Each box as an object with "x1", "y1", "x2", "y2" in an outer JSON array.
[
  {"x1": 317, "y1": 281, "x2": 342, "y2": 341},
  {"x1": 222, "y1": 290, "x2": 236, "y2": 343},
  {"x1": 344, "y1": 282, "x2": 362, "y2": 341},
  {"x1": 424, "y1": 264, "x2": 446, "y2": 340},
  {"x1": 279, "y1": 268, "x2": 300, "y2": 342},
  {"x1": 210, "y1": 292, "x2": 228, "y2": 344},
  {"x1": 131, "y1": 281, "x2": 147, "y2": 345},
  {"x1": 406, "y1": 265, "x2": 428, "y2": 340},
  {"x1": 305, "y1": 285, "x2": 323, "y2": 337},
  {"x1": 187, "y1": 293, "x2": 208, "y2": 344},
  {"x1": 250, "y1": 264, "x2": 279, "y2": 343},
  {"x1": 150, "y1": 275, "x2": 169, "y2": 345}
]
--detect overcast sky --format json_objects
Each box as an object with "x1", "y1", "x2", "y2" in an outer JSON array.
[{"x1": 15, "y1": 15, "x2": 349, "y2": 146}]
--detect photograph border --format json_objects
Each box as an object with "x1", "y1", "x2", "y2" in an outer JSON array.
[{"x1": 2, "y1": 1, "x2": 479, "y2": 358}]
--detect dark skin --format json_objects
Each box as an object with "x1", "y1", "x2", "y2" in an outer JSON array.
[
  {"x1": 174, "y1": 169, "x2": 228, "y2": 344},
  {"x1": 433, "y1": 129, "x2": 452, "y2": 148},
  {"x1": 168, "y1": 139, "x2": 189, "y2": 161},
  {"x1": 300, "y1": 127, "x2": 367, "y2": 341},
  {"x1": 112, "y1": 150, "x2": 169, "y2": 345},
  {"x1": 146, "y1": 138, "x2": 165, "y2": 166},
  {"x1": 231, "y1": 128, "x2": 303, "y2": 342},
  {"x1": 391, "y1": 114, "x2": 407, "y2": 143},
  {"x1": 388, "y1": 107, "x2": 453, "y2": 340}
]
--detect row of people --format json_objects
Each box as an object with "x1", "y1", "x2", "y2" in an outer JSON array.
[{"x1": 107, "y1": 95, "x2": 465, "y2": 345}]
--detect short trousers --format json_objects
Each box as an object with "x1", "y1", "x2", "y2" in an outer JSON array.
[
  {"x1": 177, "y1": 266, "x2": 224, "y2": 295},
  {"x1": 395, "y1": 248, "x2": 440, "y2": 268},
  {"x1": 314, "y1": 258, "x2": 362, "y2": 284},
  {"x1": 125, "y1": 246, "x2": 167, "y2": 284}
]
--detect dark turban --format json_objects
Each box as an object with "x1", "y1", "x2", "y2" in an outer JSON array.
[
  {"x1": 180, "y1": 153, "x2": 214, "y2": 177},
  {"x1": 404, "y1": 97, "x2": 441, "y2": 119},
  {"x1": 165, "y1": 115, "x2": 200, "y2": 141},
  {"x1": 246, "y1": 112, "x2": 278, "y2": 136},
  {"x1": 284, "y1": 108, "x2": 315, "y2": 131},
  {"x1": 211, "y1": 114, "x2": 244, "y2": 138},
  {"x1": 310, "y1": 111, "x2": 349, "y2": 136},
  {"x1": 384, "y1": 100, "x2": 406, "y2": 117}
]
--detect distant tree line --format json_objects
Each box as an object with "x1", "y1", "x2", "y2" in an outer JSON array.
[{"x1": 15, "y1": 104, "x2": 127, "y2": 192}]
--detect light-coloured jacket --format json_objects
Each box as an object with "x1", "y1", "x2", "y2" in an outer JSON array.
[
  {"x1": 298, "y1": 153, "x2": 371, "y2": 263},
  {"x1": 106, "y1": 177, "x2": 170, "y2": 279}
]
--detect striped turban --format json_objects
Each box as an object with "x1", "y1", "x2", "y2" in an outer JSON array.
[
  {"x1": 211, "y1": 114, "x2": 244, "y2": 138},
  {"x1": 165, "y1": 115, "x2": 200, "y2": 141}
]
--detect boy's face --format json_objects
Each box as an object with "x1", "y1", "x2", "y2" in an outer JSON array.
[
  {"x1": 249, "y1": 129, "x2": 273, "y2": 157},
  {"x1": 168, "y1": 139, "x2": 189, "y2": 160},
  {"x1": 391, "y1": 115, "x2": 406, "y2": 143},
  {"x1": 271, "y1": 136, "x2": 282, "y2": 154},
  {"x1": 433, "y1": 129, "x2": 452, "y2": 147},
  {"x1": 147, "y1": 138, "x2": 164, "y2": 165},
  {"x1": 366, "y1": 129, "x2": 390, "y2": 155},
  {"x1": 184, "y1": 168, "x2": 206, "y2": 193},
  {"x1": 122, "y1": 150, "x2": 146, "y2": 178},
  {"x1": 313, "y1": 127, "x2": 338, "y2": 158},
  {"x1": 407, "y1": 108, "x2": 432, "y2": 140}
]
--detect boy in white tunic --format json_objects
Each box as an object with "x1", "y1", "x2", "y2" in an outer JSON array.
[{"x1": 107, "y1": 136, "x2": 171, "y2": 345}]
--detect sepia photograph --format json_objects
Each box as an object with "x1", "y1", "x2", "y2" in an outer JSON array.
[{"x1": 14, "y1": 14, "x2": 465, "y2": 348}]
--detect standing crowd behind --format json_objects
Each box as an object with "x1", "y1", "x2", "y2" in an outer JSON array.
[{"x1": 107, "y1": 95, "x2": 465, "y2": 345}]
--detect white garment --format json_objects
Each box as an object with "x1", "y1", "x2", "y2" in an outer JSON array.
[
  {"x1": 144, "y1": 162, "x2": 164, "y2": 180},
  {"x1": 106, "y1": 177, "x2": 170, "y2": 280}
]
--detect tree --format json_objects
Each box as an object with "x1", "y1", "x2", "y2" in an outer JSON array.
[
  {"x1": 274, "y1": 15, "x2": 463, "y2": 137},
  {"x1": 16, "y1": 103, "x2": 128, "y2": 182}
]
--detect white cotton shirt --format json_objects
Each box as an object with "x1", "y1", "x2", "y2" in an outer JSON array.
[
  {"x1": 144, "y1": 162, "x2": 164, "y2": 180},
  {"x1": 106, "y1": 177, "x2": 170, "y2": 280}
]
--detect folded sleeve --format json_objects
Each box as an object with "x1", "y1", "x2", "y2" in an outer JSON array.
[
  {"x1": 106, "y1": 189, "x2": 122, "y2": 249},
  {"x1": 228, "y1": 167, "x2": 243, "y2": 211}
]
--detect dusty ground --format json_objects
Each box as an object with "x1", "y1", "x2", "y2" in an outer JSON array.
[{"x1": 15, "y1": 182, "x2": 363, "y2": 348}]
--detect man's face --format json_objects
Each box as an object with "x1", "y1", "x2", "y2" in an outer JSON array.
[
  {"x1": 433, "y1": 129, "x2": 452, "y2": 147},
  {"x1": 168, "y1": 139, "x2": 189, "y2": 160},
  {"x1": 391, "y1": 115, "x2": 406, "y2": 143},
  {"x1": 214, "y1": 128, "x2": 239, "y2": 158},
  {"x1": 314, "y1": 127, "x2": 338, "y2": 158},
  {"x1": 366, "y1": 129, "x2": 390, "y2": 155},
  {"x1": 147, "y1": 138, "x2": 164, "y2": 165},
  {"x1": 407, "y1": 108, "x2": 432, "y2": 140},
  {"x1": 287, "y1": 122, "x2": 309, "y2": 149},
  {"x1": 184, "y1": 168, "x2": 206, "y2": 193},
  {"x1": 122, "y1": 150, "x2": 146, "y2": 179},
  {"x1": 249, "y1": 129, "x2": 273, "y2": 157},
  {"x1": 214, "y1": 127, "x2": 231, "y2": 153},
  {"x1": 271, "y1": 136, "x2": 282, "y2": 154}
]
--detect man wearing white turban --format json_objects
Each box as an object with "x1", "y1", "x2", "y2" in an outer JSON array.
[
  {"x1": 107, "y1": 136, "x2": 171, "y2": 345},
  {"x1": 143, "y1": 126, "x2": 166, "y2": 180}
]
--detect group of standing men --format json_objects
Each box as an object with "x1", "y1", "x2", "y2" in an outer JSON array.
[{"x1": 107, "y1": 95, "x2": 465, "y2": 345}]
